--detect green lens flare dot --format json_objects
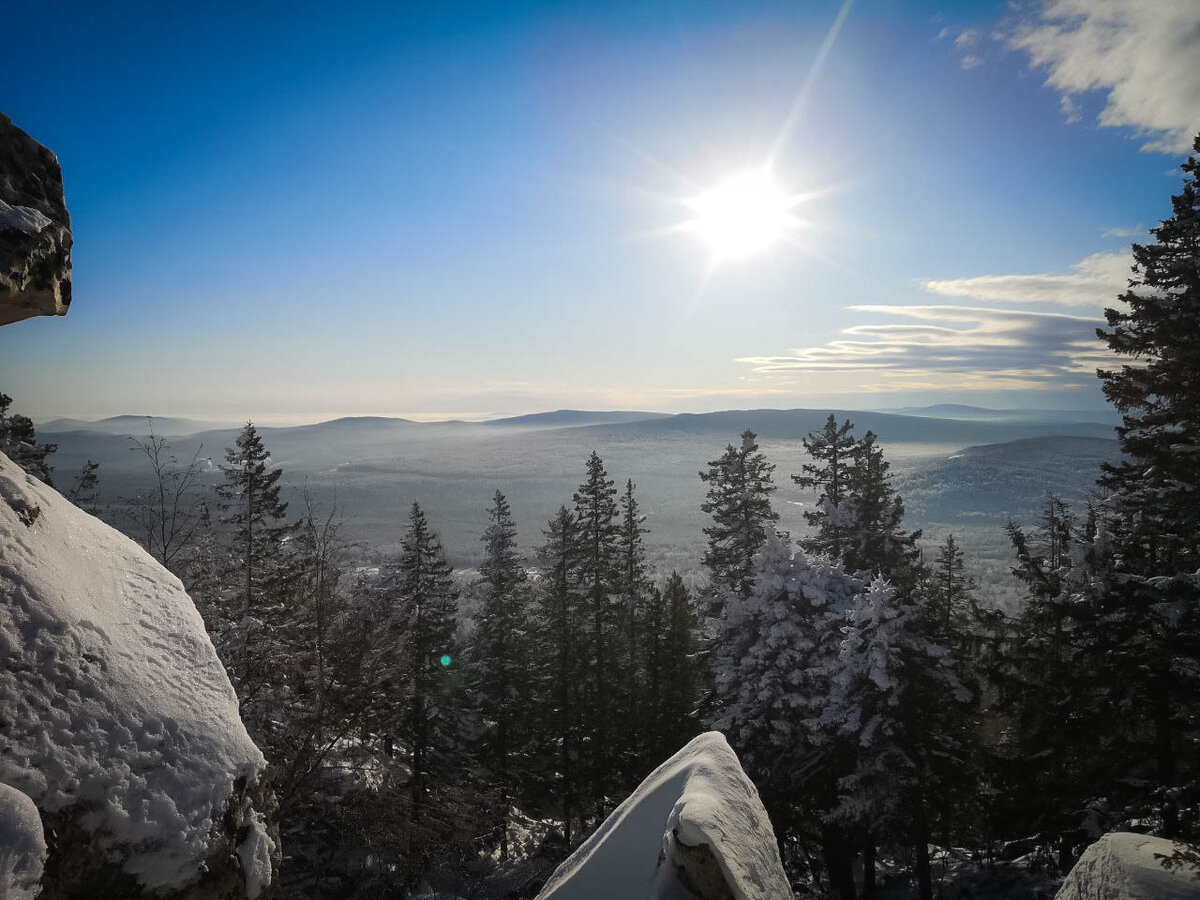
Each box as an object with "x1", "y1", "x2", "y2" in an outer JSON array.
[{"x1": 439, "y1": 654, "x2": 452, "y2": 667}]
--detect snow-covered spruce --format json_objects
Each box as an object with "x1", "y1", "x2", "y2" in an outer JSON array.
[
  {"x1": 536, "y1": 731, "x2": 790, "y2": 900},
  {"x1": 0, "y1": 451, "x2": 274, "y2": 897}
]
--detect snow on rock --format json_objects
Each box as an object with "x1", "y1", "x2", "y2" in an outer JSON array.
[
  {"x1": 0, "y1": 451, "x2": 270, "y2": 895},
  {"x1": 537, "y1": 731, "x2": 791, "y2": 900},
  {"x1": 0, "y1": 782, "x2": 47, "y2": 900},
  {"x1": 1057, "y1": 832, "x2": 1200, "y2": 900}
]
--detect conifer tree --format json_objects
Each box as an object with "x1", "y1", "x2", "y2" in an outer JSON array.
[
  {"x1": 1098, "y1": 134, "x2": 1200, "y2": 576},
  {"x1": 825, "y1": 576, "x2": 973, "y2": 900},
  {"x1": 616, "y1": 478, "x2": 653, "y2": 776},
  {"x1": 841, "y1": 431, "x2": 922, "y2": 594},
  {"x1": 571, "y1": 452, "x2": 621, "y2": 817},
  {"x1": 645, "y1": 572, "x2": 701, "y2": 762},
  {"x1": 216, "y1": 422, "x2": 292, "y2": 702},
  {"x1": 794, "y1": 414, "x2": 857, "y2": 560},
  {"x1": 699, "y1": 430, "x2": 779, "y2": 600},
  {"x1": 469, "y1": 490, "x2": 533, "y2": 859},
  {"x1": 384, "y1": 502, "x2": 461, "y2": 822},
  {"x1": 1091, "y1": 139, "x2": 1200, "y2": 830},
  {"x1": 218, "y1": 422, "x2": 290, "y2": 620},
  {"x1": 711, "y1": 533, "x2": 861, "y2": 895},
  {"x1": 534, "y1": 505, "x2": 585, "y2": 847},
  {"x1": 66, "y1": 459, "x2": 101, "y2": 513},
  {"x1": 0, "y1": 393, "x2": 55, "y2": 484}
]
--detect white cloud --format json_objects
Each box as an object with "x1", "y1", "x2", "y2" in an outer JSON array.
[
  {"x1": 955, "y1": 28, "x2": 981, "y2": 48},
  {"x1": 1101, "y1": 224, "x2": 1144, "y2": 238},
  {"x1": 737, "y1": 305, "x2": 1110, "y2": 393},
  {"x1": 921, "y1": 250, "x2": 1130, "y2": 307},
  {"x1": 960, "y1": 55, "x2": 984, "y2": 70},
  {"x1": 1008, "y1": 0, "x2": 1200, "y2": 153}
]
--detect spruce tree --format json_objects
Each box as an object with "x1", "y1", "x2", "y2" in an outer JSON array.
[
  {"x1": 699, "y1": 429, "x2": 779, "y2": 600},
  {"x1": 616, "y1": 478, "x2": 653, "y2": 777},
  {"x1": 794, "y1": 414, "x2": 857, "y2": 560},
  {"x1": 534, "y1": 505, "x2": 585, "y2": 847},
  {"x1": 218, "y1": 422, "x2": 290, "y2": 620},
  {"x1": 1098, "y1": 133, "x2": 1200, "y2": 575},
  {"x1": 0, "y1": 393, "x2": 55, "y2": 484},
  {"x1": 571, "y1": 451, "x2": 621, "y2": 818},
  {"x1": 842, "y1": 431, "x2": 922, "y2": 594},
  {"x1": 469, "y1": 490, "x2": 533, "y2": 859},
  {"x1": 1085, "y1": 138, "x2": 1200, "y2": 836},
  {"x1": 216, "y1": 422, "x2": 291, "y2": 702},
  {"x1": 66, "y1": 459, "x2": 101, "y2": 513},
  {"x1": 646, "y1": 571, "x2": 701, "y2": 762}
]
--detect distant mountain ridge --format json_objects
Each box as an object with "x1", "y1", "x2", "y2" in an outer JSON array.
[{"x1": 880, "y1": 404, "x2": 1121, "y2": 424}]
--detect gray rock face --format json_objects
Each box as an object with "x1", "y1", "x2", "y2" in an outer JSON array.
[{"x1": 0, "y1": 113, "x2": 73, "y2": 326}]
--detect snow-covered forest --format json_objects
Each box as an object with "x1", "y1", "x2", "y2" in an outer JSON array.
[{"x1": 3, "y1": 138, "x2": 1200, "y2": 898}]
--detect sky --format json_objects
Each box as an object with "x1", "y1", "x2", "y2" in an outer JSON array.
[{"x1": 2, "y1": 0, "x2": 1198, "y2": 424}]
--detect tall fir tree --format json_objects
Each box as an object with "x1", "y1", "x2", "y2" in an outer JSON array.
[
  {"x1": 534, "y1": 505, "x2": 585, "y2": 847},
  {"x1": 368, "y1": 502, "x2": 467, "y2": 882},
  {"x1": 794, "y1": 414, "x2": 858, "y2": 561},
  {"x1": 1091, "y1": 138, "x2": 1200, "y2": 833},
  {"x1": 699, "y1": 429, "x2": 779, "y2": 600},
  {"x1": 645, "y1": 571, "x2": 701, "y2": 763},
  {"x1": 216, "y1": 422, "x2": 292, "y2": 703},
  {"x1": 218, "y1": 422, "x2": 290, "y2": 619},
  {"x1": 841, "y1": 431, "x2": 923, "y2": 594},
  {"x1": 616, "y1": 478, "x2": 653, "y2": 777},
  {"x1": 468, "y1": 490, "x2": 534, "y2": 859},
  {"x1": 571, "y1": 451, "x2": 622, "y2": 818}
]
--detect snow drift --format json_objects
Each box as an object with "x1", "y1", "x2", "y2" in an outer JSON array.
[
  {"x1": 1057, "y1": 832, "x2": 1200, "y2": 900},
  {"x1": 536, "y1": 731, "x2": 790, "y2": 900},
  {"x1": 0, "y1": 451, "x2": 270, "y2": 894}
]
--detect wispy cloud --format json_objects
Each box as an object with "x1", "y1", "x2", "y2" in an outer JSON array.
[
  {"x1": 955, "y1": 28, "x2": 981, "y2": 48},
  {"x1": 1101, "y1": 224, "x2": 1144, "y2": 239},
  {"x1": 1008, "y1": 0, "x2": 1200, "y2": 153},
  {"x1": 960, "y1": 55, "x2": 984, "y2": 71},
  {"x1": 921, "y1": 251, "x2": 1130, "y2": 307},
  {"x1": 737, "y1": 305, "x2": 1109, "y2": 393}
]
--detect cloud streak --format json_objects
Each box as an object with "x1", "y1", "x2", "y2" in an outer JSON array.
[
  {"x1": 1008, "y1": 0, "x2": 1200, "y2": 153},
  {"x1": 921, "y1": 251, "x2": 1130, "y2": 307},
  {"x1": 738, "y1": 304, "x2": 1110, "y2": 393}
]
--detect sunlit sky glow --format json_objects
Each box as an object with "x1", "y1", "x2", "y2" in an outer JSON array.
[{"x1": 2, "y1": 0, "x2": 1198, "y2": 423}]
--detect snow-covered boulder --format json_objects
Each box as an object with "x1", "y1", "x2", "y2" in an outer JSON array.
[
  {"x1": 0, "y1": 782, "x2": 47, "y2": 900},
  {"x1": 536, "y1": 731, "x2": 791, "y2": 900},
  {"x1": 0, "y1": 114, "x2": 72, "y2": 326},
  {"x1": 1057, "y1": 832, "x2": 1200, "y2": 900},
  {"x1": 0, "y1": 451, "x2": 276, "y2": 898}
]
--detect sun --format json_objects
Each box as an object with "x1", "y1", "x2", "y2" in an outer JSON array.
[{"x1": 684, "y1": 168, "x2": 797, "y2": 262}]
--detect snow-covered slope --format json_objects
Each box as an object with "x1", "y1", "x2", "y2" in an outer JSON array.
[
  {"x1": 0, "y1": 782, "x2": 46, "y2": 900},
  {"x1": 1057, "y1": 833, "x2": 1200, "y2": 900},
  {"x1": 0, "y1": 451, "x2": 269, "y2": 894},
  {"x1": 536, "y1": 731, "x2": 790, "y2": 900}
]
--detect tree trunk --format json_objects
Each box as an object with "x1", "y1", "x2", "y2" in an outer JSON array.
[
  {"x1": 863, "y1": 838, "x2": 876, "y2": 897},
  {"x1": 914, "y1": 803, "x2": 933, "y2": 900},
  {"x1": 821, "y1": 826, "x2": 858, "y2": 900}
]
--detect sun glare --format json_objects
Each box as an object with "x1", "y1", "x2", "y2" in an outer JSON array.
[{"x1": 685, "y1": 168, "x2": 796, "y2": 262}]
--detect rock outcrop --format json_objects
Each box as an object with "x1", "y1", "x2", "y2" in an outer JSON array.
[
  {"x1": 0, "y1": 450, "x2": 279, "y2": 898},
  {"x1": 0, "y1": 113, "x2": 72, "y2": 326},
  {"x1": 1057, "y1": 832, "x2": 1200, "y2": 900},
  {"x1": 0, "y1": 782, "x2": 47, "y2": 900},
  {"x1": 536, "y1": 732, "x2": 791, "y2": 900}
]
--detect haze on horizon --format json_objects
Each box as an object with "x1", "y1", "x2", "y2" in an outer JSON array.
[{"x1": 3, "y1": 0, "x2": 1198, "y2": 423}]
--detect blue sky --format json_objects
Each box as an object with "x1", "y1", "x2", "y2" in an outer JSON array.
[{"x1": 2, "y1": 0, "x2": 1197, "y2": 422}]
